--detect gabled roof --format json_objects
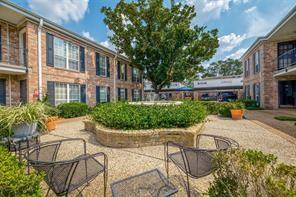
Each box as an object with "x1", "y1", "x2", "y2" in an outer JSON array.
[
  {"x1": 241, "y1": 4, "x2": 296, "y2": 60},
  {"x1": 0, "y1": 0, "x2": 130, "y2": 61}
]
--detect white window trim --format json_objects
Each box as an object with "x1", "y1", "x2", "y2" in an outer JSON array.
[
  {"x1": 55, "y1": 83, "x2": 80, "y2": 106},
  {"x1": 99, "y1": 86, "x2": 108, "y2": 102},
  {"x1": 100, "y1": 56, "x2": 108, "y2": 77},
  {"x1": 54, "y1": 37, "x2": 80, "y2": 71}
]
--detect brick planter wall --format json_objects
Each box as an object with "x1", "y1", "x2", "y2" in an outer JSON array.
[{"x1": 84, "y1": 121, "x2": 205, "y2": 148}]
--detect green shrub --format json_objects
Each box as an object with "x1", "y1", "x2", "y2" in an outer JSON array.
[
  {"x1": 274, "y1": 116, "x2": 296, "y2": 122},
  {"x1": 218, "y1": 102, "x2": 245, "y2": 117},
  {"x1": 57, "y1": 102, "x2": 89, "y2": 118},
  {"x1": 91, "y1": 101, "x2": 207, "y2": 130},
  {"x1": 208, "y1": 149, "x2": 296, "y2": 197},
  {"x1": 44, "y1": 102, "x2": 60, "y2": 117},
  {"x1": 199, "y1": 101, "x2": 222, "y2": 115},
  {"x1": 238, "y1": 99, "x2": 260, "y2": 110},
  {"x1": 0, "y1": 146, "x2": 43, "y2": 196}
]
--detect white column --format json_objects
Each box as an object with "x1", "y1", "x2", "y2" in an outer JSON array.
[{"x1": 113, "y1": 53, "x2": 118, "y2": 101}]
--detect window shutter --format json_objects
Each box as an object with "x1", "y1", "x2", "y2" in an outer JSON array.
[
  {"x1": 117, "y1": 61, "x2": 120, "y2": 80},
  {"x1": 107, "y1": 87, "x2": 110, "y2": 102},
  {"x1": 79, "y1": 46, "x2": 85, "y2": 73},
  {"x1": 125, "y1": 88, "x2": 128, "y2": 100},
  {"x1": 96, "y1": 53, "x2": 100, "y2": 76},
  {"x1": 46, "y1": 33, "x2": 54, "y2": 66},
  {"x1": 140, "y1": 89, "x2": 142, "y2": 101},
  {"x1": 140, "y1": 71, "x2": 143, "y2": 83},
  {"x1": 80, "y1": 84, "x2": 86, "y2": 103},
  {"x1": 106, "y1": 57, "x2": 110, "y2": 77},
  {"x1": 132, "y1": 89, "x2": 135, "y2": 101},
  {"x1": 96, "y1": 86, "x2": 100, "y2": 104},
  {"x1": 47, "y1": 81, "x2": 55, "y2": 105},
  {"x1": 124, "y1": 64, "x2": 127, "y2": 81}
]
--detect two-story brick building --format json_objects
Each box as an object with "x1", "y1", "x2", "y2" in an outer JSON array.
[
  {"x1": 241, "y1": 5, "x2": 296, "y2": 109},
  {"x1": 0, "y1": 0, "x2": 143, "y2": 107}
]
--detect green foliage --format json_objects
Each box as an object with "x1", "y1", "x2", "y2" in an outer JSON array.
[
  {"x1": 0, "y1": 102, "x2": 47, "y2": 136},
  {"x1": 208, "y1": 149, "x2": 296, "y2": 197},
  {"x1": 218, "y1": 102, "x2": 245, "y2": 117},
  {"x1": 0, "y1": 146, "x2": 43, "y2": 196},
  {"x1": 199, "y1": 101, "x2": 245, "y2": 117},
  {"x1": 238, "y1": 99, "x2": 260, "y2": 110},
  {"x1": 91, "y1": 101, "x2": 207, "y2": 130},
  {"x1": 101, "y1": 0, "x2": 219, "y2": 93},
  {"x1": 44, "y1": 103, "x2": 60, "y2": 117},
  {"x1": 274, "y1": 116, "x2": 296, "y2": 122},
  {"x1": 202, "y1": 58, "x2": 242, "y2": 78},
  {"x1": 57, "y1": 102, "x2": 89, "y2": 118}
]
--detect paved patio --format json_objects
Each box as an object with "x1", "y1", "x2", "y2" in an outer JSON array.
[
  {"x1": 40, "y1": 115, "x2": 296, "y2": 196},
  {"x1": 245, "y1": 109, "x2": 296, "y2": 138}
]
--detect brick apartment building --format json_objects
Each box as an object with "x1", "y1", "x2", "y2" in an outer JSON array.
[
  {"x1": 0, "y1": 0, "x2": 143, "y2": 107},
  {"x1": 241, "y1": 5, "x2": 296, "y2": 109}
]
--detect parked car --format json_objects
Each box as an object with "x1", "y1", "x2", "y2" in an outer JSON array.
[
  {"x1": 200, "y1": 94, "x2": 217, "y2": 101},
  {"x1": 218, "y1": 92, "x2": 237, "y2": 102}
]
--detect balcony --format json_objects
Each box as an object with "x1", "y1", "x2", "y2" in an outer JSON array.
[
  {"x1": 274, "y1": 48, "x2": 296, "y2": 77},
  {"x1": 0, "y1": 43, "x2": 27, "y2": 74}
]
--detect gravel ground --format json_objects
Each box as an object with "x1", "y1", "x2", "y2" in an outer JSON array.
[{"x1": 40, "y1": 115, "x2": 296, "y2": 196}]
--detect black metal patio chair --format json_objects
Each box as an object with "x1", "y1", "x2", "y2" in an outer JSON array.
[
  {"x1": 196, "y1": 134, "x2": 239, "y2": 150},
  {"x1": 164, "y1": 142, "x2": 219, "y2": 197},
  {"x1": 25, "y1": 138, "x2": 108, "y2": 197}
]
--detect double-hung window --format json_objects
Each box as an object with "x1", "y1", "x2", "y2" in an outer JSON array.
[
  {"x1": 55, "y1": 83, "x2": 80, "y2": 105},
  {"x1": 118, "y1": 62, "x2": 126, "y2": 80},
  {"x1": 100, "y1": 87, "x2": 108, "y2": 103},
  {"x1": 54, "y1": 37, "x2": 79, "y2": 71},
  {"x1": 120, "y1": 64, "x2": 125, "y2": 80},
  {"x1": 254, "y1": 51, "x2": 260, "y2": 74},
  {"x1": 132, "y1": 68, "x2": 141, "y2": 82},
  {"x1": 100, "y1": 55, "x2": 107, "y2": 76},
  {"x1": 118, "y1": 88, "x2": 127, "y2": 101},
  {"x1": 132, "y1": 89, "x2": 141, "y2": 101}
]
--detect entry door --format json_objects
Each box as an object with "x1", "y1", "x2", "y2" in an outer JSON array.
[
  {"x1": 0, "y1": 79, "x2": 6, "y2": 105},
  {"x1": 279, "y1": 81, "x2": 296, "y2": 106},
  {"x1": 20, "y1": 80, "x2": 27, "y2": 104}
]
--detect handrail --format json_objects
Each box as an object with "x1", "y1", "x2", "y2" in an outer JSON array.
[{"x1": 0, "y1": 43, "x2": 28, "y2": 66}]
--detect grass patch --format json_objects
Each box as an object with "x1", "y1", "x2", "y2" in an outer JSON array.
[{"x1": 274, "y1": 116, "x2": 296, "y2": 121}]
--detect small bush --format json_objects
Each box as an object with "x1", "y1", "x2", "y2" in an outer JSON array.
[
  {"x1": 0, "y1": 146, "x2": 43, "y2": 196},
  {"x1": 91, "y1": 101, "x2": 207, "y2": 130},
  {"x1": 199, "y1": 101, "x2": 222, "y2": 115},
  {"x1": 57, "y1": 102, "x2": 89, "y2": 118},
  {"x1": 238, "y1": 99, "x2": 260, "y2": 110},
  {"x1": 218, "y1": 102, "x2": 245, "y2": 117},
  {"x1": 274, "y1": 116, "x2": 296, "y2": 122},
  {"x1": 44, "y1": 102, "x2": 60, "y2": 117},
  {"x1": 208, "y1": 149, "x2": 296, "y2": 197}
]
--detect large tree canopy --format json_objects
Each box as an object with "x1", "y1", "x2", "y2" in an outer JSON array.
[
  {"x1": 102, "y1": 0, "x2": 219, "y2": 93},
  {"x1": 202, "y1": 58, "x2": 243, "y2": 78}
]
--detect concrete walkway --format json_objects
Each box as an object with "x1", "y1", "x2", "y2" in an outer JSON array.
[
  {"x1": 245, "y1": 110, "x2": 296, "y2": 138},
  {"x1": 40, "y1": 115, "x2": 296, "y2": 196}
]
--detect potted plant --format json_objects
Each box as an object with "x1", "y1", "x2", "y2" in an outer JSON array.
[
  {"x1": 0, "y1": 102, "x2": 47, "y2": 137},
  {"x1": 230, "y1": 102, "x2": 245, "y2": 120},
  {"x1": 44, "y1": 103, "x2": 59, "y2": 131}
]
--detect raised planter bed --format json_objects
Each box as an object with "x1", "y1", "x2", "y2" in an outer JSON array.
[{"x1": 84, "y1": 120, "x2": 205, "y2": 148}]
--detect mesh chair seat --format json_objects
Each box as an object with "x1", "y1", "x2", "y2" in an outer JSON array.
[{"x1": 25, "y1": 138, "x2": 108, "y2": 197}]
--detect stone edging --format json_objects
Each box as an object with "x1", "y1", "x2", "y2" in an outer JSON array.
[
  {"x1": 84, "y1": 121, "x2": 205, "y2": 148},
  {"x1": 56, "y1": 116, "x2": 87, "y2": 125}
]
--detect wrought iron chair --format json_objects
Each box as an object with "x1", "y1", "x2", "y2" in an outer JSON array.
[
  {"x1": 25, "y1": 138, "x2": 108, "y2": 197},
  {"x1": 164, "y1": 142, "x2": 217, "y2": 197},
  {"x1": 195, "y1": 134, "x2": 239, "y2": 150}
]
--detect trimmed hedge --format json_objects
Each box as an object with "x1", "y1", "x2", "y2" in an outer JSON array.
[
  {"x1": 57, "y1": 102, "x2": 89, "y2": 118},
  {"x1": 91, "y1": 102, "x2": 207, "y2": 130},
  {"x1": 200, "y1": 101, "x2": 245, "y2": 117},
  {"x1": 0, "y1": 146, "x2": 43, "y2": 196}
]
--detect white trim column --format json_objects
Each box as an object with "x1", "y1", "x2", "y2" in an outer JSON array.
[{"x1": 38, "y1": 19, "x2": 43, "y2": 100}]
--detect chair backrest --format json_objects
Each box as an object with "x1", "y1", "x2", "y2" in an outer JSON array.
[
  {"x1": 181, "y1": 147, "x2": 216, "y2": 178},
  {"x1": 213, "y1": 137, "x2": 231, "y2": 150},
  {"x1": 28, "y1": 142, "x2": 61, "y2": 163}
]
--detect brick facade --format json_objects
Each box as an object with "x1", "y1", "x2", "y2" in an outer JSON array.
[
  {"x1": 242, "y1": 37, "x2": 296, "y2": 109},
  {"x1": 0, "y1": 20, "x2": 143, "y2": 106}
]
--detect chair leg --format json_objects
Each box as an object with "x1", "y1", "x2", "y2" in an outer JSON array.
[
  {"x1": 45, "y1": 188, "x2": 51, "y2": 197},
  {"x1": 185, "y1": 173, "x2": 191, "y2": 197},
  {"x1": 103, "y1": 169, "x2": 107, "y2": 197}
]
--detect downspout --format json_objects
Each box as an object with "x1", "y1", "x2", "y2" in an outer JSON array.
[
  {"x1": 113, "y1": 52, "x2": 118, "y2": 101},
  {"x1": 37, "y1": 18, "x2": 43, "y2": 101}
]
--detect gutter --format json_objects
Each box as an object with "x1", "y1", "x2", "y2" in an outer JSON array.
[{"x1": 38, "y1": 18, "x2": 43, "y2": 100}]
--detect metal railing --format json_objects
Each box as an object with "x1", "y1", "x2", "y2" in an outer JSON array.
[
  {"x1": 277, "y1": 48, "x2": 296, "y2": 70},
  {"x1": 0, "y1": 43, "x2": 28, "y2": 67}
]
